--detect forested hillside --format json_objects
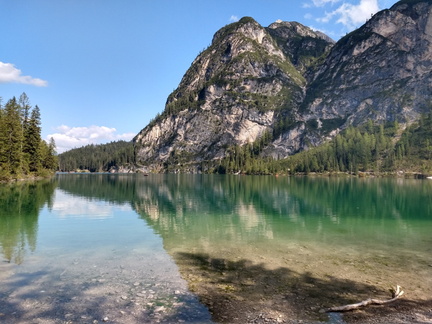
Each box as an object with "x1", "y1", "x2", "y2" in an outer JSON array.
[
  {"x1": 56, "y1": 1, "x2": 432, "y2": 176},
  {"x1": 214, "y1": 115, "x2": 432, "y2": 176},
  {"x1": 57, "y1": 115, "x2": 432, "y2": 176},
  {"x1": 57, "y1": 141, "x2": 134, "y2": 172},
  {"x1": 0, "y1": 93, "x2": 58, "y2": 181},
  {"x1": 134, "y1": 1, "x2": 432, "y2": 173}
]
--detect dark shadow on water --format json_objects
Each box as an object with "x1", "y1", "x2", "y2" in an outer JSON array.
[{"x1": 175, "y1": 252, "x2": 432, "y2": 324}]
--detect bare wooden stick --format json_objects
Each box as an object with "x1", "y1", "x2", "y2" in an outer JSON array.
[{"x1": 326, "y1": 285, "x2": 404, "y2": 312}]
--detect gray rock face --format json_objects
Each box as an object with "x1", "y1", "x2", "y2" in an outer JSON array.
[
  {"x1": 134, "y1": 1, "x2": 432, "y2": 169},
  {"x1": 305, "y1": 0, "x2": 432, "y2": 123}
]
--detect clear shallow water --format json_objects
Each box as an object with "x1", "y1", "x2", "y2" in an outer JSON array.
[
  {"x1": 0, "y1": 176, "x2": 212, "y2": 323},
  {"x1": 1, "y1": 174, "x2": 431, "y2": 323}
]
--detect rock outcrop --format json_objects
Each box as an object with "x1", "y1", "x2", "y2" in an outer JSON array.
[{"x1": 134, "y1": 0, "x2": 432, "y2": 170}]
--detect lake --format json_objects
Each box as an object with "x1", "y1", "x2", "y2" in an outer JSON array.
[{"x1": 0, "y1": 174, "x2": 431, "y2": 323}]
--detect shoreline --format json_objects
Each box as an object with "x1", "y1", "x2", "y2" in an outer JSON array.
[
  {"x1": 175, "y1": 255, "x2": 432, "y2": 323},
  {"x1": 169, "y1": 244, "x2": 432, "y2": 324}
]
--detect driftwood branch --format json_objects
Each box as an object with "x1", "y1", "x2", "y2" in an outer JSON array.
[{"x1": 326, "y1": 285, "x2": 404, "y2": 312}]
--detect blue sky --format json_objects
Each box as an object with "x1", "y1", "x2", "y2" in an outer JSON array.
[{"x1": 0, "y1": 0, "x2": 398, "y2": 153}]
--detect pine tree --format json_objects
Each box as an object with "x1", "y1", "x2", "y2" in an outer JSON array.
[
  {"x1": 41, "y1": 137, "x2": 58, "y2": 171},
  {"x1": 25, "y1": 105, "x2": 42, "y2": 172},
  {"x1": 19, "y1": 93, "x2": 32, "y2": 172},
  {"x1": 3, "y1": 97, "x2": 24, "y2": 176},
  {"x1": 0, "y1": 106, "x2": 6, "y2": 174},
  {"x1": 0, "y1": 94, "x2": 57, "y2": 179}
]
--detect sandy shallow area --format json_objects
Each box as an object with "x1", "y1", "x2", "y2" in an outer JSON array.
[
  {"x1": 170, "y1": 241, "x2": 432, "y2": 324},
  {"x1": 1, "y1": 242, "x2": 431, "y2": 324}
]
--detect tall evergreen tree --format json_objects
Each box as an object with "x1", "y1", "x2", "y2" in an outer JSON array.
[
  {"x1": 18, "y1": 92, "x2": 31, "y2": 129},
  {"x1": 41, "y1": 137, "x2": 58, "y2": 171},
  {"x1": 0, "y1": 106, "x2": 6, "y2": 173},
  {"x1": 0, "y1": 94, "x2": 57, "y2": 180},
  {"x1": 25, "y1": 105, "x2": 42, "y2": 172},
  {"x1": 3, "y1": 97, "x2": 24, "y2": 176}
]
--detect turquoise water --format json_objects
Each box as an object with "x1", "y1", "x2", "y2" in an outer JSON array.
[
  {"x1": 0, "y1": 176, "x2": 212, "y2": 323},
  {"x1": 1, "y1": 174, "x2": 431, "y2": 323}
]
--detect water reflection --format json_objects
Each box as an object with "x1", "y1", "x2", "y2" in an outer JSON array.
[
  {"x1": 51, "y1": 174, "x2": 432, "y2": 249},
  {"x1": 121, "y1": 175, "x2": 432, "y2": 323},
  {"x1": 52, "y1": 189, "x2": 130, "y2": 219},
  {"x1": 125, "y1": 175, "x2": 432, "y2": 252},
  {"x1": 2, "y1": 174, "x2": 431, "y2": 322},
  {"x1": 0, "y1": 180, "x2": 56, "y2": 264},
  {"x1": 1, "y1": 175, "x2": 213, "y2": 324},
  {"x1": 3, "y1": 174, "x2": 432, "y2": 266}
]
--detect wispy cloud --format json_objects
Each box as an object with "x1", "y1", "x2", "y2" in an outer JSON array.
[
  {"x1": 316, "y1": 0, "x2": 379, "y2": 29},
  {"x1": 47, "y1": 125, "x2": 135, "y2": 153},
  {"x1": 312, "y1": 0, "x2": 342, "y2": 7},
  {"x1": 0, "y1": 61, "x2": 48, "y2": 87},
  {"x1": 229, "y1": 15, "x2": 239, "y2": 22},
  {"x1": 335, "y1": 0, "x2": 379, "y2": 28}
]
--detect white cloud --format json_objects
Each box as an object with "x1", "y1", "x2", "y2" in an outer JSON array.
[
  {"x1": 47, "y1": 125, "x2": 135, "y2": 153},
  {"x1": 317, "y1": 11, "x2": 336, "y2": 23},
  {"x1": 229, "y1": 15, "x2": 239, "y2": 22},
  {"x1": 0, "y1": 61, "x2": 48, "y2": 87},
  {"x1": 335, "y1": 0, "x2": 379, "y2": 28},
  {"x1": 316, "y1": 0, "x2": 379, "y2": 29},
  {"x1": 312, "y1": 0, "x2": 341, "y2": 7}
]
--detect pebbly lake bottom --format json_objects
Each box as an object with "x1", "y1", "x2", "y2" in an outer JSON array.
[
  {"x1": 0, "y1": 250, "x2": 211, "y2": 323},
  {"x1": 0, "y1": 174, "x2": 431, "y2": 323},
  {"x1": 169, "y1": 234, "x2": 432, "y2": 323},
  {"x1": 0, "y1": 189, "x2": 212, "y2": 323}
]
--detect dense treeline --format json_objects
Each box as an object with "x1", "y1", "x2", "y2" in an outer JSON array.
[
  {"x1": 279, "y1": 121, "x2": 397, "y2": 174},
  {"x1": 210, "y1": 130, "x2": 274, "y2": 174},
  {"x1": 0, "y1": 93, "x2": 58, "y2": 181},
  {"x1": 212, "y1": 115, "x2": 432, "y2": 175},
  {"x1": 55, "y1": 113, "x2": 432, "y2": 176},
  {"x1": 58, "y1": 140, "x2": 135, "y2": 172},
  {"x1": 394, "y1": 112, "x2": 432, "y2": 170}
]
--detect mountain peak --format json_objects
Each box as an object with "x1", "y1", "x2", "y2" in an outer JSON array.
[
  {"x1": 211, "y1": 16, "x2": 261, "y2": 44},
  {"x1": 268, "y1": 20, "x2": 334, "y2": 43},
  {"x1": 134, "y1": 6, "x2": 432, "y2": 172}
]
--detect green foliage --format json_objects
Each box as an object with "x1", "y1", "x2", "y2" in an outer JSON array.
[
  {"x1": 164, "y1": 91, "x2": 203, "y2": 116},
  {"x1": 279, "y1": 122, "x2": 397, "y2": 174},
  {"x1": 203, "y1": 117, "x2": 432, "y2": 176},
  {"x1": 213, "y1": 130, "x2": 275, "y2": 175},
  {"x1": 2, "y1": 97, "x2": 23, "y2": 176},
  {"x1": 58, "y1": 140, "x2": 135, "y2": 172},
  {"x1": 41, "y1": 137, "x2": 58, "y2": 171},
  {"x1": 273, "y1": 113, "x2": 297, "y2": 138},
  {"x1": 163, "y1": 149, "x2": 196, "y2": 172},
  {"x1": 0, "y1": 179, "x2": 56, "y2": 263},
  {"x1": 270, "y1": 117, "x2": 432, "y2": 175},
  {"x1": 24, "y1": 105, "x2": 42, "y2": 172},
  {"x1": 213, "y1": 17, "x2": 258, "y2": 42},
  {"x1": 0, "y1": 94, "x2": 56, "y2": 180},
  {"x1": 393, "y1": 112, "x2": 432, "y2": 172}
]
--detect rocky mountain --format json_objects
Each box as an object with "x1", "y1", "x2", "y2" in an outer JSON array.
[{"x1": 134, "y1": 0, "x2": 432, "y2": 171}]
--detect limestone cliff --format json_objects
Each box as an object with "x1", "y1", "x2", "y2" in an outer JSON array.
[{"x1": 134, "y1": 0, "x2": 432, "y2": 171}]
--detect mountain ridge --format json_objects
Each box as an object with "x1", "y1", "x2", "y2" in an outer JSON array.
[{"x1": 133, "y1": 0, "x2": 432, "y2": 172}]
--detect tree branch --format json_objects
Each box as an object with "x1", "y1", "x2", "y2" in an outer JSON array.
[{"x1": 325, "y1": 285, "x2": 404, "y2": 312}]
